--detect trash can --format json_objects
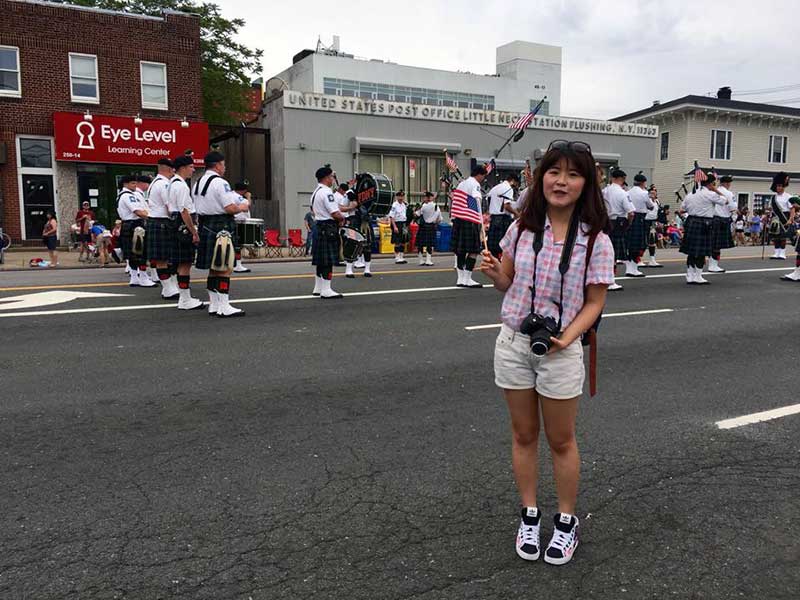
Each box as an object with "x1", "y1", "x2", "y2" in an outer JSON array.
[
  {"x1": 379, "y1": 222, "x2": 394, "y2": 254},
  {"x1": 436, "y1": 222, "x2": 452, "y2": 252}
]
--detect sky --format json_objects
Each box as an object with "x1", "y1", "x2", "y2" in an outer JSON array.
[{"x1": 216, "y1": 0, "x2": 800, "y2": 120}]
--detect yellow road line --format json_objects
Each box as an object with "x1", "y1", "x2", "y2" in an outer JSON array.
[
  {"x1": 0, "y1": 267, "x2": 454, "y2": 292},
  {"x1": 0, "y1": 253, "x2": 792, "y2": 293}
]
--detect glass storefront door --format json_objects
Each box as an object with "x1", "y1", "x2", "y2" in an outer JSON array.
[
  {"x1": 76, "y1": 164, "x2": 156, "y2": 228},
  {"x1": 21, "y1": 174, "x2": 55, "y2": 239}
]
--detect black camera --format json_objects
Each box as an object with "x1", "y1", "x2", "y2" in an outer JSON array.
[{"x1": 520, "y1": 313, "x2": 560, "y2": 357}]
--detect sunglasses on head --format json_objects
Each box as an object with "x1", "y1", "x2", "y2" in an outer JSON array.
[{"x1": 547, "y1": 139, "x2": 592, "y2": 154}]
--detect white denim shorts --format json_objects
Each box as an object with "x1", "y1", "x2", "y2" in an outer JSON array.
[{"x1": 494, "y1": 324, "x2": 585, "y2": 399}]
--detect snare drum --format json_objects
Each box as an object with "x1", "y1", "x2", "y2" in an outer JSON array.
[
  {"x1": 355, "y1": 173, "x2": 394, "y2": 217},
  {"x1": 236, "y1": 218, "x2": 265, "y2": 246},
  {"x1": 339, "y1": 226, "x2": 366, "y2": 262}
]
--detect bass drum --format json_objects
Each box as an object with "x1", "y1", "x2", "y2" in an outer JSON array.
[{"x1": 355, "y1": 173, "x2": 394, "y2": 217}]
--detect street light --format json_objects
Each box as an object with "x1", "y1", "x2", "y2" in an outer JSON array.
[
  {"x1": 134, "y1": 113, "x2": 142, "y2": 125},
  {"x1": 83, "y1": 110, "x2": 93, "y2": 122}
]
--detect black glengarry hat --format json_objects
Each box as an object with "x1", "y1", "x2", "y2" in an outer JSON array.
[
  {"x1": 315, "y1": 166, "x2": 333, "y2": 180},
  {"x1": 771, "y1": 171, "x2": 789, "y2": 192}
]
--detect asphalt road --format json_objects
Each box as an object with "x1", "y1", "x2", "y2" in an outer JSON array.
[{"x1": 0, "y1": 250, "x2": 798, "y2": 600}]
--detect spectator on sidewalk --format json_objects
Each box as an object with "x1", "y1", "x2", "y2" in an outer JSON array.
[
  {"x1": 90, "y1": 221, "x2": 112, "y2": 266},
  {"x1": 304, "y1": 206, "x2": 315, "y2": 256},
  {"x1": 42, "y1": 211, "x2": 59, "y2": 267},
  {"x1": 750, "y1": 210, "x2": 762, "y2": 245},
  {"x1": 75, "y1": 201, "x2": 95, "y2": 262}
]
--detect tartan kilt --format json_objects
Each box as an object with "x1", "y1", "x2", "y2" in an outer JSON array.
[
  {"x1": 487, "y1": 214, "x2": 513, "y2": 255},
  {"x1": 145, "y1": 218, "x2": 174, "y2": 262},
  {"x1": 646, "y1": 220, "x2": 658, "y2": 247},
  {"x1": 769, "y1": 212, "x2": 793, "y2": 241},
  {"x1": 450, "y1": 218, "x2": 482, "y2": 254},
  {"x1": 391, "y1": 222, "x2": 409, "y2": 245},
  {"x1": 680, "y1": 216, "x2": 713, "y2": 257},
  {"x1": 625, "y1": 213, "x2": 648, "y2": 253},
  {"x1": 610, "y1": 217, "x2": 628, "y2": 261},
  {"x1": 711, "y1": 216, "x2": 734, "y2": 251},
  {"x1": 196, "y1": 214, "x2": 236, "y2": 270},
  {"x1": 416, "y1": 221, "x2": 438, "y2": 250},
  {"x1": 312, "y1": 220, "x2": 340, "y2": 267},
  {"x1": 120, "y1": 219, "x2": 145, "y2": 266}
]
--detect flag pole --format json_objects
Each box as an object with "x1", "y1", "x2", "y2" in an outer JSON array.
[{"x1": 494, "y1": 96, "x2": 547, "y2": 158}]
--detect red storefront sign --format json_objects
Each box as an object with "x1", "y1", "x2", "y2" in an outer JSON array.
[{"x1": 53, "y1": 112, "x2": 209, "y2": 166}]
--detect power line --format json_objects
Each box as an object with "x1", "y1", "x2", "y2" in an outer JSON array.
[{"x1": 732, "y1": 83, "x2": 800, "y2": 96}]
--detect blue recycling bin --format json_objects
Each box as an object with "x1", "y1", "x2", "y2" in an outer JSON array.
[{"x1": 436, "y1": 223, "x2": 452, "y2": 252}]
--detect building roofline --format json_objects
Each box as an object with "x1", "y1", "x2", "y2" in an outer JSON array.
[
  {"x1": 613, "y1": 95, "x2": 800, "y2": 122},
  {"x1": 10, "y1": 0, "x2": 182, "y2": 21}
]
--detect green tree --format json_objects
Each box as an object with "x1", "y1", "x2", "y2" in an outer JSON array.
[{"x1": 55, "y1": 0, "x2": 263, "y2": 124}]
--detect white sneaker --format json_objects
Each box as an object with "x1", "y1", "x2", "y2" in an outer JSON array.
[
  {"x1": 418, "y1": 252, "x2": 425, "y2": 265},
  {"x1": 707, "y1": 258, "x2": 725, "y2": 273},
  {"x1": 624, "y1": 261, "x2": 644, "y2": 278},
  {"x1": 395, "y1": 253, "x2": 407, "y2": 264},
  {"x1": 207, "y1": 290, "x2": 220, "y2": 315},
  {"x1": 128, "y1": 271, "x2": 139, "y2": 286},
  {"x1": 233, "y1": 260, "x2": 251, "y2": 273},
  {"x1": 780, "y1": 248, "x2": 787, "y2": 259},
  {"x1": 177, "y1": 289, "x2": 203, "y2": 311},
  {"x1": 124, "y1": 261, "x2": 131, "y2": 274},
  {"x1": 463, "y1": 271, "x2": 483, "y2": 288},
  {"x1": 544, "y1": 513, "x2": 580, "y2": 565},
  {"x1": 354, "y1": 256, "x2": 366, "y2": 269},
  {"x1": 686, "y1": 267, "x2": 695, "y2": 284},
  {"x1": 363, "y1": 262, "x2": 372, "y2": 277},
  {"x1": 770, "y1": 251, "x2": 782, "y2": 260},
  {"x1": 608, "y1": 282, "x2": 624, "y2": 291},
  {"x1": 161, "y1": 276, "x2": 179, "y2": 299},
  {"x1": 646, "y1": 256, "x2": 662, "y2": 268},
  {"x1": 781, "y1": 267, "x2": 800, "y2": 281},
  {"x1": 424, "y1": 253, "x2": 434, "y2": 266},
  {"x1": 137, "y1": 271, "x2": 156, "y2": 287},
  {"x1": 312, "y1": 276, "x2": 322, "y2": 296},
  {"x1": 516, "y1": 507, "x2": 541, "y2": 561},
  {"x1": 216, "y1": 293, "x2": 245, "y2": 317},
  {"x1": 345, "y1": 262, "x2": 355, "y2": 278},
  {"x1": 456, "y1": 269, "x2": 466, "y2": 287},
  {"x1": 320, "y1": 278, "x2": 343, "y2": 299},
  {"x1": 695, "y1": 268, "x2": 710, "y2": 285}
]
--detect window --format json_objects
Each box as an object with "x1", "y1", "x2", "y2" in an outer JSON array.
[
  {"x1": 69, "y1": 53, "x2": 98, "y2": 103},
  {"x1": 140, "y1": 61, "x2": 168, "y2": 110},
  {"x1": 660, "y1": 132, "x2": 669, "y2": 160},
  {"x1": 737, "y1": 193, "x2": 749, "y2": 211},
  {"x1": 769, "y1": 135, "x2": 787, "y2": 164},
  {"x1": 710, "y1": 129, "x2": 732, "y2": 160},
  {"x1": 19, "y1": 138, "x2": 52, "y2": 168},
  {"x1": 0, "y1": 45, "x2": 21, "y2": 97},
  {"x1": 753, "y1": 194, "x2": 773, "y2": 212},
  {"x1": 321, "y1": 76, "x2": 496, "y2": 109}
]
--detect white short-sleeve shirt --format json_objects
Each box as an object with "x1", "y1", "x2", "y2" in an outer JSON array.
[
  {"x1": 488, "y1": 181, "x2": 514, "y2": 215},
  {"x1": 193, "y1": 172, "x2": 240, "y2": 216},
  {"x1": 168, "y1": 175, "x2": 195, "y2": 214},
  {"x1": 312, "y1": 184, "x2": 339, "y2": 221},
  {"x1": 389, "y1": 201, "x2": 407, "y2": 222},
  {"x1": 117, "y1": 189, "x2": 144, "y2": 221},
  {"x1": 146, "y1": 174, "x2": 171, "y2": 218}
]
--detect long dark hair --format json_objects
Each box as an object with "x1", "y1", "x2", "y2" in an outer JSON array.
[{"x1": 519, "y1": 146, "x2": 609, "y2": 236}]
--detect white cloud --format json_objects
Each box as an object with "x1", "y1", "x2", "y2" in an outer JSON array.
[{"x1": 216, "y1": 0, "x2": 800, "y2": 119}]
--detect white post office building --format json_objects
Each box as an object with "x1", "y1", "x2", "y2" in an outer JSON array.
[
  {"x1": 262, "y1": 40, "x2": 659, "y2": 232},
  {"x1": 615, "y1": 88, "x2": 800, "y2": 212}
]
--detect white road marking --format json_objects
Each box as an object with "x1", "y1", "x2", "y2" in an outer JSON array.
[
  {"x1": 464, "y1": 308, "x2": 678, "y2": 331},
  {"x1": 615, "y1": 265, "x2": 793, "y2": 281},
  {"x1": 716, "y1": 403, "x2": 800, "y2": 430},
  {"x1": 0, "y1": 291, "x2": 131, "y2": 311},
  {"x1": 0, "y1": 285, "x2": 463, "y2": 319}
]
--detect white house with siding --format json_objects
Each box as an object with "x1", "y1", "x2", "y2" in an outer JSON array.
[{"x1": 614, "y1": 88, "x2": 800, "y2": 212}]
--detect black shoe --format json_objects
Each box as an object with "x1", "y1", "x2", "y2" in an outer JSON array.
[
  {"x1": 346, "y1": 274, "x2": 355, "y2": 278},
  {"x1": 364, "y1": 272, "x2": 372, "y2": 278},
  {"x1": 161, "y1": 293, "x2": 180, "y2": 300}
]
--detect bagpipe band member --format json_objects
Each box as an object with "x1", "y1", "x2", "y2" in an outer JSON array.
[
  {"x1": 311, "y1": 166, "x2": 346, "y2": 299},
  {"x1": 601, "y1": 168, "x2": 633, "y2": 290},
  {"x1": 168, "y1": 155, "x2": 203, "y2": 310},
  {"x1": 780, "y1": 194, "x2": 800, "y2": 281},
  {"x1": 709, "y1": 175, "x2": 737, "y2": 272},
  {"x1": 680, "y1": 173, "x2": 727, "y2": 285},
  {"x1": 642, "y1": 185, "x2": 663, "y2": 268},
  {"x1": 342, "y1": 188, "x2": 375, "y2": 277},
  {"x1": 335, "y1": 183, "x2": 358, "y2": 278},
  {"x1": 415, "y1": 191, "x2": 441, "y2": 266},
  {"x1": 145, "y1": 158, "x2": 180, "y2": 299},
  {"x1": 624, "y1": 171, "x2": 653, "y2": 277},
  {"x1": 479, "y1": 139, "x2": 614, "y2": 566},
  {"x1": 117, "y1": 174, "x2": 156, "y2": 288},
  {"x1": 487, "y1": 173, "x2": 521, "y2": 259},
  {"x1": 193, "y1": 151, "x2": 250, "y2": 317},
  {"x1": 450, "y1": 165, "x2": 488, "y2": 288},
  {"x1": 389, "y1": 190, "x2": 409, "y2": 264},
  {"x1": 232, "y1": 181, "x2": 252, "y2": 273},
  {"x1": 768, "y1": 172, "x2": 796, "y2": 260},
  {"x1": 134, "y1": 174, "x2": 159, "y2": 283}
]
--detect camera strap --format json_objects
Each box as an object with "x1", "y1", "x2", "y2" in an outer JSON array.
[{"x1": 529, "y1": 210, "x2": 581, "y2": 331}]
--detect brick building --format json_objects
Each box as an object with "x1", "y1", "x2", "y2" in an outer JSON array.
[{"x1": 0, "y1": 0, "x2": 207, "y2": 243}]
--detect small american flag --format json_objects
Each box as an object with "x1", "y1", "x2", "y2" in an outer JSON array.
[
  {"x1": 693, "y1": 161, "x2": 707, "y2": 184},
  {"x1": 450, "y1": 188, "x2": 482, "y2": 224},
  {"x1": 445, "y1": 154, "x2": 458, "y2": 172},
  {"x1": 509, "y1": 111, "x2": 536, "y2": 131},
  {"x1": 485, "y1": 159, "x2": 495, "y2": 175}
]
